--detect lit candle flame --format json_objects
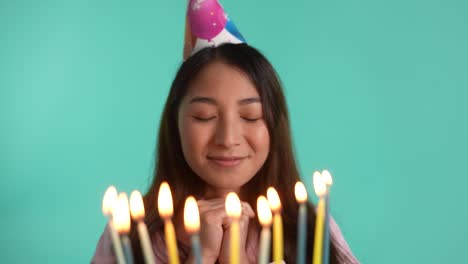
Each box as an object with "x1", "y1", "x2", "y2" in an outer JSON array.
[
  {"x1": 267, "y1": 187, "x2": 282, "y2": 213},
  {"x1": 184, "y1": 196, "x2": 200, "y2": 234},
  {"x1": 225, "y1": 192, "x2": 242, "y2": 218},
  {"x1": 130, "y1": 190, "x2": 145, "y2": 221},
  {"x1": 158, "y1": 182, "x2": 174, "y2": 219},
  {"x1": 113, "y1": 193, "x2": 131, "y2": 234},
  {"x1": 257, "y1": 195, "x2": 272, "y2": 227},
  {"x1": 102, "y1": 185, "x2": 118, "y2": 216},
  {"x1": 321, "y1": 169, "x2": 333, "y2": 187},
  {"x1": 313, "y1": 171, "x2": 327, "y2": 197},
  {"x1": 294, "y1": 181, "x2": 308, "y2": 203}
]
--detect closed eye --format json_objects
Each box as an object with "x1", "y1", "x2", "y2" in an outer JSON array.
[
  {"x1": 192, "y1": 116, "x2": 216, "y2": 122},
  {"x1": 242, "y1": 117, "x2": 262, "y2": 122}
]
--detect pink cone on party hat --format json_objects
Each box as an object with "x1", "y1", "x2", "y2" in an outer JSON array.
[{"x1": 183, "y1": 0, "x2": 246, "y2": 60}]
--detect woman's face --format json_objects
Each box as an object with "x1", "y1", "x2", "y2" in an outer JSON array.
[{"x1": 178, "y1": 61, "x2": 270, "y2": 198}]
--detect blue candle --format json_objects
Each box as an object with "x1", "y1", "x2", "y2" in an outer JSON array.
[
  {"x1": 121, "y1": 235, "x2": 135, "y2": 264},
  {"x1": 297, "y1": 203, "x2": 307, "y2": 264},
  {"x1": 191, "y1": 234, "x2": 202, "y2": 264},
  {"x1": 321, "y1": 170, "x2": 334, "y2": 264},
  {"x1": 295, "y1": 182, "x2": 308, "y2": 264},
  {"x1": 108, "y1": 221, "x2": 126, "y2": 264},
  {"x1": 184, "y1": 196, "x2": 202, "y2": 264},
  {"x1": 114, "y1": 193, "x2": 134, "y2": 264},
  {"x1": 322, "y1": 192, "x2": 330, "y2": 264}
]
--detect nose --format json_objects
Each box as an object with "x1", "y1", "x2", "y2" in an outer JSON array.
[{"x1": 214, "y1": 115, "x2": 241, "y2": 148}]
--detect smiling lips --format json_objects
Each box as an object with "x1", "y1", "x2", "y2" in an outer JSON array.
[{"x1": 207, "y1": 156, "x2": 247, "y2": 167}]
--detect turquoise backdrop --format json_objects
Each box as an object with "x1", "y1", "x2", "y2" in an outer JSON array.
[{"x1": 1, "y1": 0, "x2": 467, "y2": 263}]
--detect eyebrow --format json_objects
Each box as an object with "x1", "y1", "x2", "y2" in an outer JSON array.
[
  {"x1": 189, "y1": 97, "x2": 217, "y2": 105},
  {"x1": 239, "y1": 97, "x2": 261, "y2": 105},
  {"x1": 189, "y1": 96, "x2": 261, "y2": 105}
]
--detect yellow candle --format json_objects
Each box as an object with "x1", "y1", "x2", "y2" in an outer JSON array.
[
  {"x1": 231, "y1": 221, "x2": 240, "y2": 264},
  {"x1": 225, "y1": 192, "x2": 242, "y2": 264},
  {"x1": 130, "y1": 190, "x2": 156, "y2": 264},
  {"x1": 257, "y1": 196, "x2": 272, "y2": 264},
  {"x1": 272, "y1": 214, "x2": 283, "y2": 263},
  {"x1": 312, "y1": 171, "x2": 327, "y2": 264},
  {"x1": 165, "y1": 220, "x2": 179, "y2": 264},
  {"x1": 158, "y1": 182, "x2": 180, "y2": 264},
  {"x1": 267, "y1": 187, "x2": 283, "y2": 263}
]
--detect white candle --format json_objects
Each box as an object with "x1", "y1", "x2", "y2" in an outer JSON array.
[
  {"x1": 130, "y1": 190, "x2": 156, "y2": 264},
  {"x1": 295, "y1": 181, "x2": 308, "y2": 264},
  {"x1": 102, "y1": 186, "x2": 125, "y2": 264},
  {"x1": 257, "y1": 195, "x2": 272, "y2": 264}
]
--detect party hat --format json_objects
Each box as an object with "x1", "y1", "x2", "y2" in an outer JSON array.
[{"x1": 183, "y1": 0, "x2": 246, "y2": 60}]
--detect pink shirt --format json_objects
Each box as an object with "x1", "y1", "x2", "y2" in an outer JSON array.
[{"x1": 92, "y1": 217, "x2": 359, "y2": 263}]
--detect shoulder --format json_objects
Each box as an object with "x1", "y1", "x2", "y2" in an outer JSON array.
[
  {"x1": 330, "y1": 217, "x2": 360, "y2": 264},
  {"x1": 91, "y1": 225, "x2": 116, "y2": 263}
]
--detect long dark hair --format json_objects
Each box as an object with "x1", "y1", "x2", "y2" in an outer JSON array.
[{"x1": 130, "y1": 43, "x2": 349, "y2": 263}]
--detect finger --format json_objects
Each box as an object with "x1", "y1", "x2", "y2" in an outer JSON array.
[
  {"x1": 198, "y1": 203, "x2": 226, "y2": 213},
  {"x1": 199, "y1": 209, "x2": 228, "y2": 226},
  {"x1": 239, "y1": 211, "x2": 252, "y2": 223},
  {"x1": 221, "y1": 216, "x2": 231, "y2": 229},
  {"x1": 197, "y1": 199, "x2": 225, "y2": 208},
  {"x1": 240, "y1": 202, "x2": 255, "y2": 218},
  {"x1": 198, "y1": 200, "x2": 226, "y2": 212}
]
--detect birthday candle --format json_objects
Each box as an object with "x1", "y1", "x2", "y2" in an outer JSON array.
[
  {"x1": 114, "y1": 193, "x2": 134, "y2": 264},
  {"x1": 312, "y1": 171, "x2": 326, "y2": 264},
  {"x1": 130, "y1": 190, "x2": 156, "y2": 264},
  {"x1": 321, "y1": 170, "x2": 333, "y2": 264},
  {"x1": 102, "y1": 186, "x2": 126, "y2": 264},
  {"x1": 225, "y1": 192, "x2": 242, "y2": 264},
  {"x1": 158, "y1": 182, "x2": 180, "y2": 264},
  {"x1": 267, "y1": 187, "x2": 283, "y2": 264},
  {"x1": 295, "y1": 182, "x2": 308, "y2": 264},
  {"x1": 257, "y1": 196, "x2": 272, "y2": 264},
  {"x1": 184, "y1": 196, "x2": 202, "y2": 264}
]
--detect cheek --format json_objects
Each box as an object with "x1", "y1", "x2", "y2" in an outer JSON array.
[
  {"x1": 247, "y1": 123, "x2": 270, "y2": 156},
  {"x1": 179, "y1": 118, "x2": 212, "y2": 157},
  {"x1": 179, "y1": 119, "x2": 196, "y2": 153}
]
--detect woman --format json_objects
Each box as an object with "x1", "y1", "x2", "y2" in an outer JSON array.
[{"x1": 92, "y1": 43, "x2": 358, "y2": 263}]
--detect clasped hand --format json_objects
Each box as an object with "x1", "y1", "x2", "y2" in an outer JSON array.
[{"x1": 186, "y1": 198, "x2": 255, "y2": 264}]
